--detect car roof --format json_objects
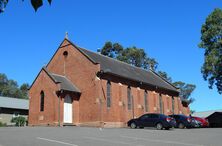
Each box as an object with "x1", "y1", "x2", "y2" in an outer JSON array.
[
  {"x1": 144, "y1": 113, "x2": 164, "y2": 115},
  {"x1": 169, "y1": 114, "x2": 188, "y2": 117},
  {"x1": 143, "y1": 113, "x2": 167, "y2": 117}
]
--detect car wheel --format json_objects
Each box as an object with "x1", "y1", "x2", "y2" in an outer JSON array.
[
  {"x1": 178, "y1": 123, "x2": 185, "y2": 129},
  {"x1": 130, "y1": 122, "x2": 137, "y2": 129},
  {"x1": 156, "y1": 123, "x2": 163, "y2": 130}
]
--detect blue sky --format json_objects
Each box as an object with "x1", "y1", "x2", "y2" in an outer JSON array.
[{"x1": 0, "y1": 0, "x2": 221, "y2": 112}]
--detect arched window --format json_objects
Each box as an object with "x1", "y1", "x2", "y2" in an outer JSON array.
[
  {"x1": 40, "y1": 91, "x2": 45, "y2": 112},
  {"x1": 107, "y1": 81, "x2": 111, "y2": 108},
  {"x1": 127, "y1": 86, "x2": 132, "y2": 110},
  {"x1": 144, "y1": 90, "x2": 148, "y2": 112}
]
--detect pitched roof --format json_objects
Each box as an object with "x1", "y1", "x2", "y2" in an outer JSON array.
[
  {"x1": 0, "y1": 96, "x2": 29, "y2": 110},
  {"x1": 45, "y1": 38, "x2": 179, "y2": 94},
  {"x1": 66, "y1": 40, "x2": 179, "y2": 93},
  {"x1": 50, "y1": 73, "x2": 81, "y2": 93},
  {"x1": 192, "y1": 109, "x2": 222, "y2": 118},
  {"x1": 43, "y1": 67, "x2": 81, "y2": 93}
]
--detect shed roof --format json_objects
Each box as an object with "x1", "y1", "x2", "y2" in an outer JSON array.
[
  {"x1": 0, "y1": 96, "x2": 29, "y2": 110},
  {"x1": 192, "y1": 109, "x2": 222, "y2": 118},
  {"x1": 50, "y1": 73, "x2": 81, "y2": 93},
  {"x1": 43, "y1": 67, "x2": 81, "y2": 93}
]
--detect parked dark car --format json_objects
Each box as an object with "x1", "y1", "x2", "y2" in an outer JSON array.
[
  {"x1": 169, "y1": 114, "x2": 195, "y2": 129},
  {"x1": 127, "y1": 113, "x2": 176, "y2": 130}
]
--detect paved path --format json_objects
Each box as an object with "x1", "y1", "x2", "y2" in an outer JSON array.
[{"x1": 0, "y1": 127, "x2": 221, "y2": 146}]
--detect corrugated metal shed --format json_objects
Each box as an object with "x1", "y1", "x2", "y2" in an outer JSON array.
[
  {"x1": 192, "y1": 109, "x2": 222, "y2": 118},
  {"x1": 0, "y1": 96, "x2": 29, "y2": 110}
]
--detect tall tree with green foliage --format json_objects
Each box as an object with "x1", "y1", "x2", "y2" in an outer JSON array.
[
  {"x1": 157, "y1": 71, "x2": 172, "y2": 83},
  {"x1": 0, "y1": 0, "x2": 52, "y2": 13},
  {"x1": 117, "y1": 47, "x2": 150, "y2": 69},
  {"x1": 97, "y1": 42, "x2": 123, "y2": 59},
  {"x1": 0, "y1": 73, "x2": 29, "y2": 99},
  {"x1": 173, "y1": 81, "x2": 196, "y2": 104},
  {"x1": 99, "y1": 42, "x2": 158, "y2": 70},
  {"x1": 157, "y1": 71, "x2": 196, "y2": 104},
  {"x1": 20, "y1": 83, "x2": 30, "y2": 98},
  {"x1": 199, "y1": 8, "x2": 222, "y2": 94},
  {"x1": 147, "y1": 58, "x2": 158, "y2": 71}
]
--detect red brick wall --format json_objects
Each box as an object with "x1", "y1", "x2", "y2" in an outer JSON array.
[
  {"x1": 46, "y1": 40, "x2": 101, "y2": 124},
  {"x1": 29, "y1": 70, "x2": 59, "y2": 126},
  {"x1": 98, "y1": 78, "x2": 185, "y2": 125}
]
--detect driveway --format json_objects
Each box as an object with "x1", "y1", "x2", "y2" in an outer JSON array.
[{"x1": 0, "y1": 127, "x2": 221, "y2": 146}]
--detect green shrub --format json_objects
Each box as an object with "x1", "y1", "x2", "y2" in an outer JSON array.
[
  {"x1": 11, "y1": 116, "x2": 26, "y2": 127},
  {"x1": 0, "y1": 121, "x2": 6, "y2": 127}
]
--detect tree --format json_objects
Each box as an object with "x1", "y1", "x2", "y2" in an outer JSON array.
[
  {"x1": 173, "y1": 81, "x2": 196, "y2": 104},
  {"x1": 147, "y1": 58, "x2": 158, "y2": 71},
  {"x1": 157, "y1": 71, "x2": 172, "y2": 83},
  {"x1": 199, "y1": 8, "x2": 222, "y2": 94},
  {"x1": 99, "y1": 42, "x2": 158, "y2": 70},
  {"x1": 0, "y1": 0, "x2": 7, "y2": 13},
  {"x1": 0, "y1": 73, "x2": 29, "y2": 99},
  {"x1": 98, "y1": 42, "x2": 123, "y2": 58},
  {"x1": 157, "y1": 71, "x2": 196, "y2": 104},
  {"x1": 0, "y1": 73, "x2": 8, "y2": 93},
  {"x1": 20, "y1": 83, "x2": 30, "y2": 98},
  {"x1": 0, "y1": 0, "x2": 52, "y2": 13},
  {"x1": 117, "y1": 47, "x2": 150, "y2": 69}
]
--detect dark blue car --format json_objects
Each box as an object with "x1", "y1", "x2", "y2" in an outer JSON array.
[
  {"x1": 127, "y1": 113, "x2": 176, "y2": 130},
  {"x1": 169, "y1": 114, "x2": 195, "y2": 129}
]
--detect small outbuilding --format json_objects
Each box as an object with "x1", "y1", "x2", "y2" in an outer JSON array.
[
  {"x1": 0, "y1": 96, "x2": 29, "y2": 126},
  {"x1": 192, "y1": 109, "x2": 222, "y2": 128},
  {"x1": 206, "y1": 112, "x2": 222, "y2": 127}
]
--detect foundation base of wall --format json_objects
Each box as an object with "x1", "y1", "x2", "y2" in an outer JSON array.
[
  {"x1": 29, "y1": 121, "x2": 127, "y2": 128},
  {"x1": 77, "y1": 121, "x2": 127, "y2": 128},
  {"x1": 104, "y1": 122, "x2": 127, "y2": 128}
]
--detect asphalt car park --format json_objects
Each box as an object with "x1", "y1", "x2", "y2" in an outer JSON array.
[{"x1": 0, "y1": 126, "x2": 221, "y2": 146}]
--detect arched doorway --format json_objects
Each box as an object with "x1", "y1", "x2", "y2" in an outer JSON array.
[{"x1": 63, "y1": 95, "x2": 73, "y2": 123}]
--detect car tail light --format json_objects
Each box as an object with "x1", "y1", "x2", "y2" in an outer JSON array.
[
  {"x1": 166, "y1": 117, "x2": 171, "y2": 122},
  {"x1": 187, "y1": 118, "x2": 191, "y2": 122}
]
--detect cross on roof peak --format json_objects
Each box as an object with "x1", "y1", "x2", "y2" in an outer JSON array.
[{"x1": 65, "y1": 32, "x2": 69, "y2": 39}]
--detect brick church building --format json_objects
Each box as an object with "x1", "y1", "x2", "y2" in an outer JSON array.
[{"x1": 28, "y1": 37, "x2": 190, "y2": 127}]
